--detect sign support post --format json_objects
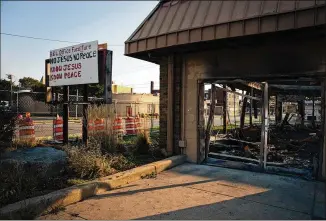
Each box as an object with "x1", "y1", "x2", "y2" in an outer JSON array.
[
  {"x1": 82, "y1": 84, "x2": 88, "y2": 145},
  {"x1": 46, "y1": 41, "x2": 111, "y2": 145},
  {"x1": 63, "y1": 86, "x2": 69, "y2": 144}
]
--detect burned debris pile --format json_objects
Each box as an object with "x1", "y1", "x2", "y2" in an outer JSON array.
[{"x1": 209, "y1": 124, "x2": 321, "y2": 173}]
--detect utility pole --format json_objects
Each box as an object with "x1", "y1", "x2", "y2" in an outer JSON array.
[
  {"x1": 7, "y1": 74, "x2": 14, "y2": 108},
  {"x1": 76, "y1": 89, "x2": 78, "y2": 118},
  {"x1": 17, "y1": 83, "x2": 21, "y2": 114}
]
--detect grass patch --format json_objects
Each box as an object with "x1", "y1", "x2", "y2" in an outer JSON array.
[
  {"x1": 211, "y1": 124, "x2": 239, "y2": 131},
  {"x1": 12, "y1": 139, "x2": 44, "y2": 149},
  {"x1": 0, "y1": 105, "x2": 165, "y2": 210}
]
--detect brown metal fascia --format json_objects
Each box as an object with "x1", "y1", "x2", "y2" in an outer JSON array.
[
  {"x1": 258, "y1": 0, "x2": 265, "y2": 34},
  {"x1": 215, "y1": 0, "x2": 225, "y2": 24},
  {"x1": 127, "y1": 2, "x2": 325, "y2": 45},
  {"x1": 188, "y1": 1, "x2": 202, "y2": 42},
  {"x1": 202, "y1": 0, "x2": 212, "y2": 27},
  {"x1": 177, "y1": 0, "x2": 191, "y2": 32},
  {"x1": 166, "y1": 0, "x2": 182, "y2": 34},
  {"x1": 275, "y1": 0, "x2": 281, "y2": 32},
  {"x1": 155, "y1": 2, "x2": 172, "y2": 39},
  {"x1": 189, "y1": 1, "x2": 201, "y2": 29},
  {"x1": 146, "y1": 6, "x2": 164, "y2": 51},
  {"x1": 228, "y1": 1, "x2": 237, "y2": 37},
  {"x1": 125, "y1": 1, "x2": 161, "y2": 43},
  {"x1": 125, "y1": 4, "x2": 325, "y2": 54},
  {"x1": 294, "y1": 0, "x2": 298, "y2": 29},
  {"x1": 313, "y1": 0, "x2": 318, "y2": 26},
  {"x1": 145, "y1": 4, "x2": 163, "y2": 39},
  {"x1": 229, "y1": 0, "x2": 237, "y2": 21},
  {"x1": 243, "y1": 1, "x2": 250, "y2": 35}
]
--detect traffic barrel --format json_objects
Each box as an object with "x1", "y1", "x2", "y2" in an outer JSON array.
[
  {"x1": 125, "y1": 116, "x2": 136, "y2": 135},
  {"x1": 94, "y1": 118, "x2": 105, "y2": 133},
  {"x1": 113, "y1": 117, "x2": 124, "y2": 136},
  {"x1": 53, "y1": 115, "x2": 63, "y2": 142},
  {"x1": 88, "y1": 120, "x2": 95, "y2": 134},
  {"x1": 134, "y1": 116, "x2": 142, "y2": 133},
  {"x1": 19, "y1": 116, "x2": 35, "y2": 142}
]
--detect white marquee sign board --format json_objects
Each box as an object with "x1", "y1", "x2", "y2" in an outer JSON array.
[{"x1": 49, "y1": 40, "x2": 99, "y2": 86}]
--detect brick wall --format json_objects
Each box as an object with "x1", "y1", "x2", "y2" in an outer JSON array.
[
  {"x1": 173, "y1": 56, "x2": 182, "y2": 155},
  {"x1": 159, "y1": 56, "x2": 182, "y2": 154},
  {"x1": 159, "y1": 58, "x2": 168, "y2": 150}
]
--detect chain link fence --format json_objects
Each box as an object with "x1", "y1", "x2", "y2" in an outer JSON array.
[{"x1": 0, "y1": 89, "x2": 159, "y2": 142}]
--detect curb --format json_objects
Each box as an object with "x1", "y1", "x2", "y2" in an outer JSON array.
[{"x1": 0, "y1": 155, "x2": 186, "y2": 219}]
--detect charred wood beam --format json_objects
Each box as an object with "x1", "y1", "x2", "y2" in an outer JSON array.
[
  {"x1": 275, "y1": 95, "x2": 283, "y2": 124},
  {"x1": 215, "y1": 85, "x2": 261, "y2": 101},
  {"x1": 253, "y1": 99, "x2": 258, "y2": 119},
  {"x1": 312, "y1": 96, "x2": 316, "y2": 128},
  {"x1": 240, "y1": 91, "x2": 248, "y2": 130},
  {"x1": 223, "y1": 84, "x2": 227, "y2": 134},
  {"x1": 260, "y1": 82, "x2": 269, "y2": 169},
  {"x1": 205, "y1": 84, "x2": 216, "y2": 161},
  {"x1": 249, "y1": 88, "x2": 253, "y2": 126},
  {"x1": 280, "y1": 113, "x2": 290, "y2": 129},
  {"x1": 298, "y1": 100, "x2": 305, "y2": 127}
]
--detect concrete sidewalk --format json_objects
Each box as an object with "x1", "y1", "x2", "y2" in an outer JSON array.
[{"x1": 39, "y1": 163, "x2": 325, "y2": 220}]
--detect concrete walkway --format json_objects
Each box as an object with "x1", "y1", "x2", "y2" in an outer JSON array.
[{"x1": 39, "y1": 163, "x2": 325, "y2": 220}]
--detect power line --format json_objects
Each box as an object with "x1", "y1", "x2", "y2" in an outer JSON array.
[
  {"x1": 114, "y1": 64, "x2": 159, "y2": 73},
  {"x1": 0, "y1": 32, "x2": 124, "y2": 46},
  {"x1": 113, "y1": 67, "x2": 159, "y2": 76}
]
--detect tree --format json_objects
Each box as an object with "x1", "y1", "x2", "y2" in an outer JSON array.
[
  {"x1": 89, "y1": 84, "x2": 104, "y2": 97},
  {"x1": 0, "y1": 79, "x2": 12, "y2": 90},
  {"x1": 19, "y1": 77, "x2": 45, "y2": 92}
]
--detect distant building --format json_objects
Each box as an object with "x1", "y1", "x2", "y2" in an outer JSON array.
[
  {"x1": 204, "y1": 88, "x2": 240, "y2": 116},
  {"x1": 150, "y1": 81, "x2": 159, "y2": 95},
  {"x1": 12, "y1": 82, "x2": 159, "y2": 117},
  {"x1": 112, "y1": 82, "x2": 133, "y2": 94},
  {"x1": 113, "y1": 93, "x2": 159, "y2": 117}
]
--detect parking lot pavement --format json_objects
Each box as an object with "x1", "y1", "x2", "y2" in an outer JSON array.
[{"x1": 39, "y1": 163, "x2": 324, "y2": 220}]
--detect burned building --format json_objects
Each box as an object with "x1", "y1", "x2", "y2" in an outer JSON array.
[{"x1": 125, "y1": 0, "x2": 326, "y2": 180}]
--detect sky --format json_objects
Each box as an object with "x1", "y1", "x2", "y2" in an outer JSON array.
[{"x1": 1, "y1": 1, "x2": 160, "y2": 93}]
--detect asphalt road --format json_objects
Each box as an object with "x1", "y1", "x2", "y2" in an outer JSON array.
[
  {"x1": 34, "y1": 123, "x2": 82, "y2": 138},
  {"x1": 31, "y1": 113, "x2": 303, "y2": 138},
  {"x1": 33, "y1": 120, "x2": 160, "y2": 138}
]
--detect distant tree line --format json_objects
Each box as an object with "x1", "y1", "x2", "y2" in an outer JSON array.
[{"x1": 0, "y1": 77, "x2": 104, "y2": 97}]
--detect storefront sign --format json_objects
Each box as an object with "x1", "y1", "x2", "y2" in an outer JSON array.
[{"x1": 49, "y1": 41, "x2": 99, "y2": 86}]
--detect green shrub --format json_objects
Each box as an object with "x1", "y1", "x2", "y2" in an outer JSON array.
[
  {"x1": 88, "y1": 132, "x2": 117, "y2": 154},
  {"x1": 0, "y1": 111, "x2": 17, "y2": 151},
  {"x1": 0, "y1": 161, "x2": 67, "y2": 208},
  {"x1": 109, "y1": 155, "x2": 136, "y2": 171},
  {"x1": 64, "y1": 144, "x2": 113, "y2": 180},
  {"x1": 134, "y1": 132, "x2": 150, "y2": 155}
]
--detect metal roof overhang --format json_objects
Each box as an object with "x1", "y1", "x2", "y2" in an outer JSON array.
[{"x1": 125, "y1": 0, "x2": 326, "y2": 62}]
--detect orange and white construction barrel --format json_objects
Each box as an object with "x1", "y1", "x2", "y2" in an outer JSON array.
[
  {"x1": 125, "y1": 116, "x2": 136, "y2": 135},
  {"x1": 113, "y1": 117, "x2": 124, "y2": 136},
  {"x1": 94, "y1": 118, "x2": 105, "y2": 133},
  {"x1": 134, "y1": 116, "x2": 142, "y2": 133},
  {"x1": 53, "y1": 116, "x2": 63, "y2": 142},
  {"x1": 88, "y1": 120, "x2": 95, "y2": 133},
  {"x1": 19, "y1": 116, "x2": 35, "y2": 142}
]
